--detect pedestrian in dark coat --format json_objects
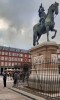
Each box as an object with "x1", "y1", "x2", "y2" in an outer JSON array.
[
  {"x1": 3, "y1": 72, "x2": 7, "y2": 87},
  {"x1": 13, "y1": 72, "x2": 17, "y2": 86}
]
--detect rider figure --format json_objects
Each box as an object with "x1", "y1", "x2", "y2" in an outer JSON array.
[{"x1": 38, "y1": 3, "x2": 46, "y2": 26}]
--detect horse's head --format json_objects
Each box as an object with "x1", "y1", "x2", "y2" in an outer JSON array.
[
  {"x1": 54, "y1": 2, "x2": 59, "y2": 15},
  {"x1": 48, "y1": 2, "x2": 59, "y2": 15}
]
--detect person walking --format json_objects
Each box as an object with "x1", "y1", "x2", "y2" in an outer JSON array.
[
  {"x1": 3, "y1": 72, "x2": 7, "y2": 87},
  {"x1": 13, "y1": 72, "x2": 18, "y2": 87}
]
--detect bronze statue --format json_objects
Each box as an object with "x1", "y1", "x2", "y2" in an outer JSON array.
[{"x1": 33, "y1": 2, "x2": 59, "y2": 46}]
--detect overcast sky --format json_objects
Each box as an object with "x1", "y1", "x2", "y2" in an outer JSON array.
[{"x1": 0, "y1": 0, "x2": 60, "y2": 50}]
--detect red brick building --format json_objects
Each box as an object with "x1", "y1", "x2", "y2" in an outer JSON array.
[{"x1": 0, "y1": 46, "x2": 31, "y2": 74}]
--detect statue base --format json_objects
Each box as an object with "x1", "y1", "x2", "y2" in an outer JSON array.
[{"x1": 28, "y1": 42, "x2": 59, "y2": 92}]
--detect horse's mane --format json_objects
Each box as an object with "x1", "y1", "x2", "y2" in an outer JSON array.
[{"x1": 48, "y1": 4, "x2": 54, "y2": 12}]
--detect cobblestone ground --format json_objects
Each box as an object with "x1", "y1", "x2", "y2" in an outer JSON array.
[{"x1": 0, "y1": 76, "x2": 31, "y2": 100}]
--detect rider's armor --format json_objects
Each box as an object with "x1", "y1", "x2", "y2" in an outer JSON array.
[{"x1": 38, "y1": 3, "x2": 46, "y2": 26}]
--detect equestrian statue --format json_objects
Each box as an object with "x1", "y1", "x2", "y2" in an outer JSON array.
[{"x1": 33, "y1": 2, "x2": 59, "y2": 46}]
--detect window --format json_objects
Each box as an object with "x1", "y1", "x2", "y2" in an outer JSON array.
[
  {"x1": 5, "y1": 52, "x2": 8, "y2": 55},
  {"x1": 29, "y1": 59, "x2": 31, "y2": 62},
  {"x1": 2, "y1": 51, "x2": 4, "y2": 55},
  {"x1": 8, "y1": 62, "x2": 11, "y2": 66},
  {"x1": 1, "y1": 57, "x2": 4, "y2": 60},
  {"x1": 15, "y1": 63, "x2": 17, "y2": 65},
  {"x1": 21, "y1": 58, "x2": 23, "y2": 62},
  {"x1": 11, "y1": 57, "x2": 15, "y2": 61},
  {"x1": 29, "y1": 55, "x2": 31, "y2": 58},
  {"x1": 12, "y1": 53, "x2": 15, "y2": 56},
  {"x1": 9, "y1": 52, "x2": 11, "y2": 56},
  {"x1": 0, "y1": 51, "x2": 1, "y2": 55},
  {"x1": 20, "y1": 54, "x2": 23, "y2": 57},
  {"x1": 5, "y1": 62, "x2": 8, "y2": 66},
  {"x1": 25, "y1": 59, "x2": 27, "y2": 62},
  {"x1": 25, "y1": 54, "x2": 27, "y2": 57},
  {"x1": 57, "y1": 49, "x2": 60, "y2": 53},
  {"x1": 1, "y1": 62, "x2": 4, "y2": 66},
  {"x1": 18, "y1": 58, "x2": 20, "y2": 61},
  {"x1": 8, "y1": 57, "x2": 11, "y2": 61},
  {"x1": 58, "y1": 54, "x2": 60, "y2": 59},
  {"x1": 12, "y1": 63, "x2": 14, "y2": 66},
  {"x1": 15, "y1": 53, "x2": 19, "y2": 56},
  {"x1": 18, "y1": 63, "x2": 21, "y2": 66},
  {"x1": 5, "y1": 57, "x2": 8, "y2": 61},
  {"x1": 16, "y1": 53, "x2": 19, "y2": 56},
  {"x1": 14, "y1": 53, "x2": 16, "y2": 56},
  {"x1": 15, "y1": 58, "x2": 17, "y2": 61}
]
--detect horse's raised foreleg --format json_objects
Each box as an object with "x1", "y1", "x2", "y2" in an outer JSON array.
[
  {"x1": 46, "y1": 26, "x2": 49, "y2": 41},
  {"x1": 51, "y1": 29, "x2": 57, "y2": 39}
]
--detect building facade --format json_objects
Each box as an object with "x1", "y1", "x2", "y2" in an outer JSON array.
[{"x1": 0, "y1": 46, "x2": 31, "y2": 74}]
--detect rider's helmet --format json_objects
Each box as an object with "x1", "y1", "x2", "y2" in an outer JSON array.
[{"x1": 39, "y1": 3, "x2": 45, "y2": 12}]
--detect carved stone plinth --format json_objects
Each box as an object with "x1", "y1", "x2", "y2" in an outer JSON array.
[{"x1": 28, "y1": 42, "x2": 59, "y2": 92}]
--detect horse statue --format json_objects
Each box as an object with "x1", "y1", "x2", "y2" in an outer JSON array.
[{"x1": 33, "y1": 2, "x2": 59, "y2": 46}]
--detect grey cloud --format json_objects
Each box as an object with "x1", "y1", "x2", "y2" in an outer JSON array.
[
  {"x1": 0, "y1": 0, "x2": 59, "y2": 49},
  {"x1": 0, "y1": 0, "x2": 36, "y2": 29}
]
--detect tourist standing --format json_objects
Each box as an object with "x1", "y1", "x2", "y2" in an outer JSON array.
[{"x1": 3, "y1": 72, "x2": 7, "y2": 87}]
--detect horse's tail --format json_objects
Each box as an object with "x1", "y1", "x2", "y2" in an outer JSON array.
[
  {"x1": 33, "y1": 24, "x2": 37, "y2": 31},
  {"x1": 33, "y1": 25, "x2": 36, "y2": 46},
  {"x1": 33, "y1": 24, "x2": 39, "y2": 46}
]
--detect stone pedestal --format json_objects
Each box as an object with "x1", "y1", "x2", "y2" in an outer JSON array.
[{"x1": 28, "y1": 42, "x2": 59, "y2": 92}]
